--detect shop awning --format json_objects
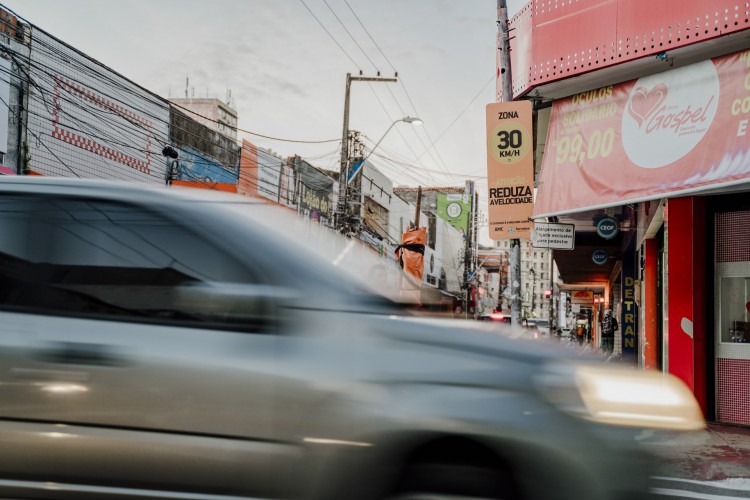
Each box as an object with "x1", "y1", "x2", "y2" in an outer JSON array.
[{"x1": 534, "y1": 49, "x2": 750, "y2": 220}]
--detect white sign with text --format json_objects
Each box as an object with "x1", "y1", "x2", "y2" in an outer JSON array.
[{"x1": 532, "y1": 222, "x2": 575, "y2": 250}]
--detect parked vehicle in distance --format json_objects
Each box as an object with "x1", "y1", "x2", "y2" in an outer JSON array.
[
  {"x1": 0, "y1": 178, "x2": 705, "y2": 500},
  {"x1": 478, "y1": 312, "x2": 512, "y2": 324},
  {"x1": 533, "y1": 319, "x2": 551, "y2": 335}
]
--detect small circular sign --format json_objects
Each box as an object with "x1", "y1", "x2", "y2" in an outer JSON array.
[
  {"x1": 592, "y1": 249, "x2": 608, "y2": 266},
  {"x1": 488, "y1": 122, "x2": 531, "y2": 165},
  {"x1": 596, "y1": 217, "x2": 619, "y2": 240},
  {"x1": 446, "y1": 202, "x2": 462, "y2": 219}
]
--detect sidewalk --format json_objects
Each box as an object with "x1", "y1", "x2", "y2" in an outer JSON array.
[{"x1": 640, "y1": 423, "x2": 750, "y2": 481}]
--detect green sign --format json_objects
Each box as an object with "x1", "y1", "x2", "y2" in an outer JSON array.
[{"x1": 437, "y1": 193, "x2": 470, "y2": 235}]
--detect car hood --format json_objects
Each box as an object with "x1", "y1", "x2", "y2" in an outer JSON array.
[
  {"x1": 377, "y1": 315, "x2": 583, "y2": 361},
  {"x1": 361, "y1": 315, "x2": 598, "y2": 391}
]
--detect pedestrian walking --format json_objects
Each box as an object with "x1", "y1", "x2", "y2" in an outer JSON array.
[
  {"x1": 600, "y1": 309, "x2": 618, "y2": 354},
  {"x1": 576, "y1": 324, "x2": 585, "y2": 345}
]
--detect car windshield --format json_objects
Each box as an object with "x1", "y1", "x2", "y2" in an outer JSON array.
[{"x1": 202, "y1": 199, "x2": 411, "y2": 306}]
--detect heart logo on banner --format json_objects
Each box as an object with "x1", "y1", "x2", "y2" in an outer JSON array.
[{"x1": 628, "y1": 83, "x2": 668, "y2": 127}]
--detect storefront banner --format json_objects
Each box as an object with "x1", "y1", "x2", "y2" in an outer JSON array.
[
  {"x1": 571, "y1": 290, "x2": 594, "y2": 305},
  {"x1": 535, "y1": 49, "x2": 750, "y2": 218},
  {"x1": 486, "y1": 101, "x2": 534, "y2": 239}
]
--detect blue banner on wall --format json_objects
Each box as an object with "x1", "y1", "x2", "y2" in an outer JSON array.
[{"x1": 176, "y1": 146, "x2": 238, "y2": 184}]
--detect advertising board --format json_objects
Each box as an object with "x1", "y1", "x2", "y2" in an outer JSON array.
[
  {"x1": 535, "y1": 49, "x2": 750, "y2": 218},
  {"x1": 571, "y1": 290, "x2": 594, "y2": 305}
]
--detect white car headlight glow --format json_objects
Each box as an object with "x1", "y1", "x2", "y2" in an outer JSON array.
[{"x1": 535, "y1": 363, "x2": 705, "y2": 431}]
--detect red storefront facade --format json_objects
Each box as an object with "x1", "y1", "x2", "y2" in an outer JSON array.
[{"x1": 503, "y1": 0, "x2": 750, "y2": 424}]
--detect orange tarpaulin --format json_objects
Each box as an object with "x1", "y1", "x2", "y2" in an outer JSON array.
[
  {"x1": 395, "y1": 227, "x2": 426, "y2": 305},
  {"x1": 395, "y1": 227, "x2": 426, "y2": 282}
]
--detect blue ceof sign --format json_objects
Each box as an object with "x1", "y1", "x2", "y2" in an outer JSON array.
[
  {"x1": 596, "y1": 217, "x2": 619, "y2": 240},
  {"x1": 592, "y1": 249, "x2": 608, "y2": 265}
]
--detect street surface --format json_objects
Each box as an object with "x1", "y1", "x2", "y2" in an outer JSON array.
[{"x1": 642, "y1": 425, "x2": 750, "y2": 499}]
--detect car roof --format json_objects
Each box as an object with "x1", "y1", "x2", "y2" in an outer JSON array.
[{"x1": 0, "y1": 176, "x2": 263, "y2": 205}]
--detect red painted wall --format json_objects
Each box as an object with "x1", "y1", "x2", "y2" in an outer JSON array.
[{"x1": 666, "y1": 197, "x2": 707, "y2": 415}]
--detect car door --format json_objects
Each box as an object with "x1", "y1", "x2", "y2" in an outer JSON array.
[{"x1": 0, "y1": 193, "x2": 300, "y2": 498}]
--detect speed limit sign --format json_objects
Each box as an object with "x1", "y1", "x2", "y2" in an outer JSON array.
[
  {"x1": 488, "y1": 121, "x2": 531, "y2": 164},
  {"x1": 485, "y1": 100, "x2": 534, "y2": 240}
]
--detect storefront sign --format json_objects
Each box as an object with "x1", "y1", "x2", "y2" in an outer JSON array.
[
  {"x1": 596, "y1": 217, "x2": 618, "y2": 240},
  {"x1": 486, "y1": 101, "x2": 534, "y2": 239},
  {"x1": 592, "y1": 249, "x2": 608, "y2": 265},
  {"x1": 534, "y1": 49, "x2": 750, "y2": 218},
  {"x1": 621, "y1": 245, "x2": 638, "y2": 361},
  {"x1": 571, "y1": 290, "x2": 594, "y2": 305},
  {"x1": 531, "y1": 222, "x2": 575, "y2": 249}
]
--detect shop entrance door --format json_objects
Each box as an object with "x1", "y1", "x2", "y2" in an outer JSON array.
[{"x1": 714, "y1": 210, "x2": 750, "y2": 426}]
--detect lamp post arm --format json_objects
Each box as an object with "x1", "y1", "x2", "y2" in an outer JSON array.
[
  {"x1": 347, "y1": 119, "x2": 402, "y2": 184},
  {"x1": 363, "y1": 120, "x2": 400, "y2": 164}
]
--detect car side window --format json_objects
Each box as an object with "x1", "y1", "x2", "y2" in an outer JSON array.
[{"x1": 0, "y1": 195, "x2": 266, "y2": 330}]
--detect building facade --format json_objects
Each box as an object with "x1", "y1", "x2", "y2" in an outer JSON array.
[
  {"x1": 168, "y1": 98, "x2": 238, "y2": 141},
  {"x1": 504, "y1": 0, "x2": 750, "y2": 424}
]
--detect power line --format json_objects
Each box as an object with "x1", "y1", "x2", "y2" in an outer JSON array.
[
  {"x1": 331, "y1": 4, "x2": 454, "y2": 178},
  {"x1": 170, "y1": 99, "x2": 340, "y2": 144},
  {"x1": 0, "y1": 16, "x2": 340, "y2": 147},
  {"x1": 322, "y1": 0, "x2": 379, "y2": 73},
  {"x1": 0, "y1": 91, "x2": 80, "y2": 178},
  {"x1": 415, "y1": 74, "x2": 495, "y2": 163},
  {"x1": 298, "y1": 0, "x2": 361, "y2": 70},
  {"x1": 343, "y1": 0, "x2": 397, "y2": 73}
]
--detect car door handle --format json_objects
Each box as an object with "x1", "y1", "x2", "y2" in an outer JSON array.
[{"x1": 33, "y1": 342, "x2": 129, "y2": 367}]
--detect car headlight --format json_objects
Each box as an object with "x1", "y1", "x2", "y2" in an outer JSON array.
[{"x1": 535, "y1": 363, "x2": 705, "y2": 431}]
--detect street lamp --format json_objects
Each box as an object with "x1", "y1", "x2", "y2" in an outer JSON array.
[
  {"x1": 353, "y1": 116, "x2": 422, "y2": 181},
  {"x1": 339, "y1": 116, "x2": 422, "y2": 232}
]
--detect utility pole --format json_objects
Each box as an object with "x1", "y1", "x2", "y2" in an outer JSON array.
[
  {"x1": 463, "y1": 182, "x2": 475, "y2": 319},
  {"x1": 549, "y1": 249, "x2": 555, "y2": 329},
  {"x1": 337, "y1": 73, "x2": 397, "y2": 232},
  {"x1": 497, "y1": 0, "x2": 522, "y2": 327},
  {"x1": 414, "y1": 185, "x2": 422, "y2": 228},
  {"x1": 347, "y1": 131, "x2": 364, "y2": 234}
]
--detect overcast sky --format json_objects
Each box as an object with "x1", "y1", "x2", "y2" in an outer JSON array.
[{"x1": 5, "y1": 0, "x2": 526, "y2": 228}]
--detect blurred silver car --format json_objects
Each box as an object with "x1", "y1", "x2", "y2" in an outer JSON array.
[{"x1": 0, "y1": 178, "x2": 703, "y2": 500}]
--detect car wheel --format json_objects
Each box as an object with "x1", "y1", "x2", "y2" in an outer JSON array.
[{"x1": 384, "y1": 462, "x2": 519, "y2": 500}]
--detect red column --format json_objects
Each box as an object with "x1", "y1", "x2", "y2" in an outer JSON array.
[
  {"x1": 643, "y1": 238, "x2": 658, "y2": 369},
  {"x1": 666, "y1": 197, "x2": 707, "y2": 415}
]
